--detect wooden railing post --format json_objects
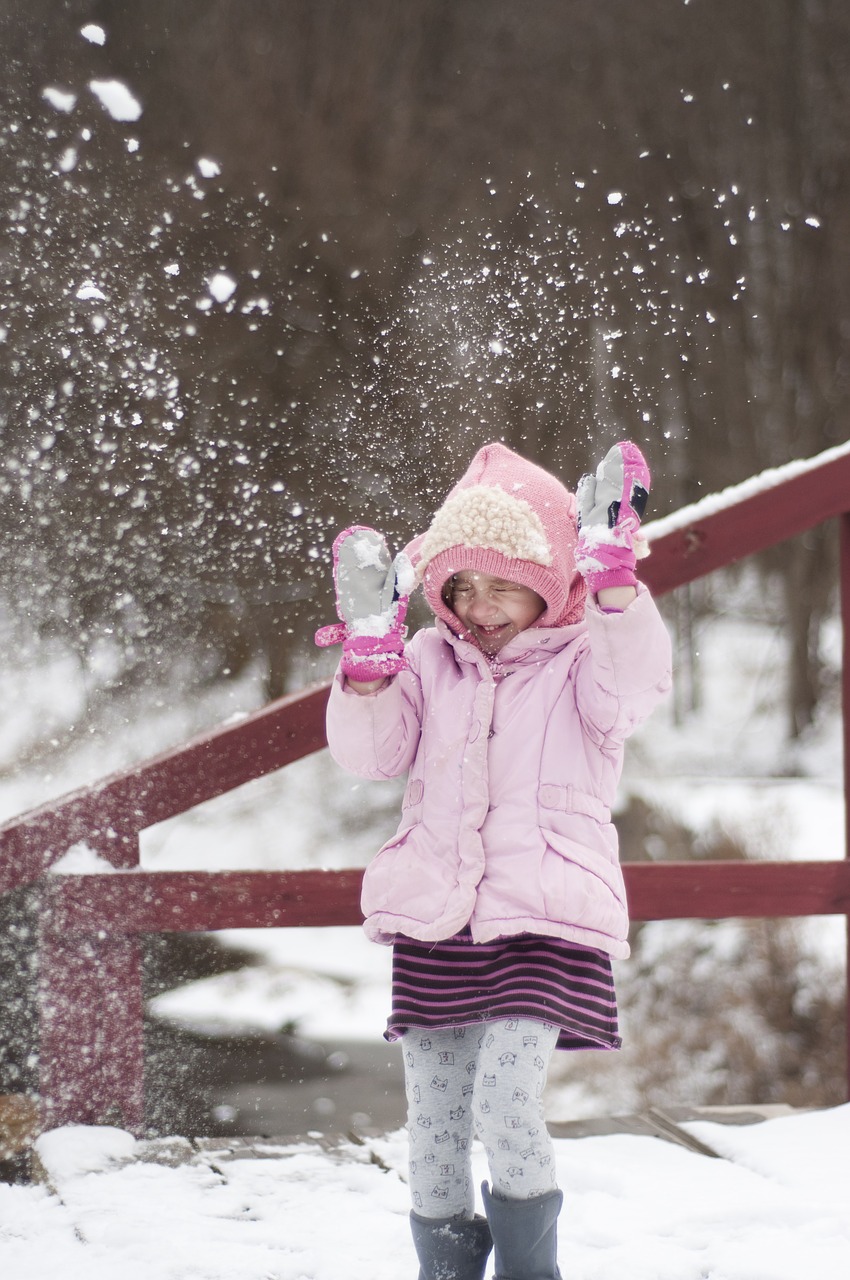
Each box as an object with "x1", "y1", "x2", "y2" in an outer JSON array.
[
  {"x1": 38, "y1": 881, "x2": 146, "y2": 1135},
  {"x1": 841, "y1": 511, "x2": 850, "y2": 1100}
]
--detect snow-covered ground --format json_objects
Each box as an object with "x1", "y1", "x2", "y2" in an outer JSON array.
[{"x1": 2, "y1": 1103, "x2": 847, "y2": 1279}]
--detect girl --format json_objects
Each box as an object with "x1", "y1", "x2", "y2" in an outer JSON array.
[{"x1": 315, "y1": 441, "x2": 672, "y2": 1280}]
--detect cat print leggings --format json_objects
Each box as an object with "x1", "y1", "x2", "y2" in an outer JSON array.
[{"x1": 401, "y1": 1018, "x2": 560, "y2": 1218}]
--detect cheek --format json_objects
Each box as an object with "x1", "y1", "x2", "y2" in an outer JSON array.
[{"x1": 517, "y1": 599, "x2": 545, "y2": 628}]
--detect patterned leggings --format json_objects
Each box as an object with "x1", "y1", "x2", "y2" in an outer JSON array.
[{"x1": 402, "y1": 1018, "x2": 560, "y2": 1218}]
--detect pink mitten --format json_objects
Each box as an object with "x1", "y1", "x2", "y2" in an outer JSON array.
[
  {"x1": 574, "y1": 442, "x2": 650, "y2": 593},
  {"x1": 315, "y1": 526, "x2": 414, "y2": 681}
]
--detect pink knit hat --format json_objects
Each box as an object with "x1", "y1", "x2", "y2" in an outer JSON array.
[{"x1": 407, "y1": 442, "x2": 587, "y2": 630}]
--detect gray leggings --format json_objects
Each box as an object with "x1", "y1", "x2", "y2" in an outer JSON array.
[{"x1": 402, "y1": 1018, "x2": 560, "y2": 1218}]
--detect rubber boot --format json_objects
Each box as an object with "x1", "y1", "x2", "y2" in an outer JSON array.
[
  {"x1": 410, "y1": 1210, "x2": 493, "y2": 1280},
  {"x1": 481, "y1": 1182, "x2": 563, "y2": 1280}
]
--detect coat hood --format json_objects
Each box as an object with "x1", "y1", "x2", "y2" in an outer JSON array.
[{"x1": 405, "y1": 442, "x2": 587, "y2": 631}]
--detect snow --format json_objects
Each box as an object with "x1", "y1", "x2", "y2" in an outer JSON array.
[
  {"x1": 88, "y1": 80, "x2": 143, "y2": 123},
  {"x1": 75, "y1": 282, "x2": 108, "y2": 302},
  {"x1": 395, "y1": 553, "x2": 417, "y2": 596},
  {"x1": 208, "y1": 273, "x2": 238, "y2": 303},
  {"x1": 350, "y1": 611, "x2": 394, "y2": 637},
  {"x1": 151, "y1": 926, "x2": 392, "y2": 1041},
  {"x1": 645, "y1": 438, "x2": 850, "y2": 539},
  {"x1": 48, "y1": 843, "x2": 120, "y2": 875},
  {"x1": 41, "y1": 86, "x2": 77, "y2": 113},
  {"x1": 80, "y1": 24, "x2": 106, "y2": 46},
  {"x1": 0, "y1": 1105, "x2": 844, "y2": 1278}
]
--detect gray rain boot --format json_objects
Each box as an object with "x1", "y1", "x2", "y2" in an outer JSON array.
[
  {"x1": 410, "y1": 1210, "x2": 493, "y2": 1280},
  {"x1": 481, "y1": 1182, "x2": 563, "y2": 1280}
]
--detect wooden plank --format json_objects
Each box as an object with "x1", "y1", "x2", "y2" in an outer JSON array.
[
  {"x1": 45, "y1": 869, "x2": 365, "y2": 933},
  {"x1": 842, "y1": 513, "x2": 850, "y2": 862},
  {"x1": 624, "y1": 860, "x2": 850, "y2": 920},
  {"x1": 642, "y1": 446, "x2": 850, "y2": 596},
  {"x1": 0, "y1": 683, "x2": 331, "y2": 893},
  {"x1": 43, "y1": 861, "x2": 850, "y2": 935}
]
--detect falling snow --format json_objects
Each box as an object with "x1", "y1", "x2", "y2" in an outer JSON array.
[{"x1": 88, "y1": 79, "x2": 143, "y2": 122}]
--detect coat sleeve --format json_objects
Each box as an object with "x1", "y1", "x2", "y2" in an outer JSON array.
[
  {"x1": 325, "y1": 643, "x2": 425, "y2": 780},
  {"x1": 572, "y1": 584, "x2": 673, "y2": 743}
]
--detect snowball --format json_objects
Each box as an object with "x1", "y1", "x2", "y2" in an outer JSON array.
[
  {"x1": 197, "y1": 157, "x2": 221, "y2": 179},
  {"x1": 89, "y1": 79, "x2": 143, "y2": 122}
]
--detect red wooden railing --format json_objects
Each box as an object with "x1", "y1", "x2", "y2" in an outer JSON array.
[{"x1": 1, "y1": 443, "x2": 849, "y2": 1133}]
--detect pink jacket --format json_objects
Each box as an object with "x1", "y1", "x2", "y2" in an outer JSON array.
[{"x1": 326, "y1": 586, "x2": 672, "y2": 958}]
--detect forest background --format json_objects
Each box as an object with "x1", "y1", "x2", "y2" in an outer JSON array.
[{"x1": 2, "y1": 0, "x2": 849, "y2": 740}]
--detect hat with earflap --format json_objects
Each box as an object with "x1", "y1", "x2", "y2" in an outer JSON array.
[{"x1": 406, "y1": 442, "x2": 587, "y2": 632}]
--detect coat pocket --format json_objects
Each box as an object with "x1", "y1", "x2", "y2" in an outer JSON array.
[
  {"x1": 539, "y1": 829, "x2": 628, "y2": 935},
  {"x1": 360, "y1": 823, "x2": 453, "y2": 921}
]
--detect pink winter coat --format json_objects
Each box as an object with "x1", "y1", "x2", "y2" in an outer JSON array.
[{"x1": 326, "y1": 585, "x2": 672, "y2": 959}]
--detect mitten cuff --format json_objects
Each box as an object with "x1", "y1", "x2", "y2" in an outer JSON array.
[
  {"x1": 584, "y1": 564, "x2": 639, "y2": 594},
  {"x1": 340, "y1": 632, "x2": 407, "y2": 681}
]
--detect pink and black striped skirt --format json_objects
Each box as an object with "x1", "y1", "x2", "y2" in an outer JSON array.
[{"x1": 386, "y1": 929, "x2": 621, "y2": 1051}]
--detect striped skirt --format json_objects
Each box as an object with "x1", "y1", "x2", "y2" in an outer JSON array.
[{"x1": 386, "y1": 929, "x2": 621, "y2": 1051}]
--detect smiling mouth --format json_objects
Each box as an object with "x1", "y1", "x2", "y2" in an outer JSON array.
[{"x1": 474, "y1": 622, "x2": 515, "y2": 647}]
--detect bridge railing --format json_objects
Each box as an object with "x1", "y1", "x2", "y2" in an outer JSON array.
[{"x1": 1, "y1": 442, "x2": 849, "y2": 1132}]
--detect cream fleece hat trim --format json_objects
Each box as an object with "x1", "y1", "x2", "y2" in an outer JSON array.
[{"x1": 417, "y1": 485, "x2": 552, "y2": 570}]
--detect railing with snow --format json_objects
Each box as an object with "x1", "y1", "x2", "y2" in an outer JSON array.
[{"x1": 1, "y1": 443, "x2": 849, "y2": 1133}]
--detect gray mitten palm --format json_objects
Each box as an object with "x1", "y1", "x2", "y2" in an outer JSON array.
[
  {"x1": 315, "y1": 525, "x2": 414, "y2": 680},
  {"x1": 574, "y1": 441, "x2": 650, "y2": 592}
]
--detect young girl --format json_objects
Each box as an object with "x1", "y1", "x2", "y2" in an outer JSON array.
[{"x1": 315, "y1": 441, "x2": 672, "y2": 1280}]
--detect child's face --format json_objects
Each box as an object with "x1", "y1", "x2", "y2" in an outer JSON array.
[{"x1": 448, "y1": 571, "x2": 546, "y2": 656}]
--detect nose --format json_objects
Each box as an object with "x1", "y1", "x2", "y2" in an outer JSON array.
[{"x1": 467, "y1": 591, "x2": 500, "y2": 622}]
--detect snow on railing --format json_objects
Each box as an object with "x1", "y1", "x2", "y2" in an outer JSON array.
[
  {"x1": 641, "y1": 439, "x2": 850, "y2": 592},
  {"x1": 644, "y1": 438, "x2": 850, "y2": 541},
  {"x1": 1, "y1": 443, "x2": 849, "y2": 1133}
]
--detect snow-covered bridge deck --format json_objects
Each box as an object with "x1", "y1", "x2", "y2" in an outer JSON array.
[{"x1": 4, "y1": 1103, "x2": 847, "y2": 1280}]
